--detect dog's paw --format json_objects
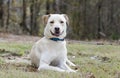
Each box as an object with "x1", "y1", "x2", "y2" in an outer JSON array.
[
  {"x1": 69, "y1": 63, "x2": 76, "y2": 67},
  {"x1": 66, "y1": 69, "x2": 77, "y2": 73},
  {"x1": 37, "y1": 67, "x2": 41, "y2": 71}
]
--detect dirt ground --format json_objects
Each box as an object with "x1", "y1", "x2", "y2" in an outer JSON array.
[
  {"x1": 0, "y1": 33, "x2": 40, "y2": 43},
  {"x1": 0, "y1": 33, "x2": 120, "y2": 45},
  {"x1": 0, "y1": 33, "x2": 120, "y2": 78}
]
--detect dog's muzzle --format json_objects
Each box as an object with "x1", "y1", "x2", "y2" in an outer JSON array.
[{"x1": 50, "y1": 29, "x2": 64, "y2": 37}]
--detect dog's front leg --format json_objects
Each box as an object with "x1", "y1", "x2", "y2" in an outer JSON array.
[
  {"x1": 60, "y1": 62, "x2": 76, "y2": 73},
  {"x1": 38, "y1": 61, "x2": 65, "y2": 72},
  {"x1": 66, "y1": 58, "x2": 76, "y2": 66}
]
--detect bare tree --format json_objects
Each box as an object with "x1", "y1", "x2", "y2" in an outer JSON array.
[
  {"x1": 54, "y1": 0, "x2": 60, "y2": 13},
  {"x1": 30, "y1": 0, "x2": 40, "y2": 35},
  {"x1": 22, "y1": 0, "x2": 31, "y2": 34},
  {"x1": 6, "y1": 0, "x2": 10, "y2": 31},
  {"x1": 46, "y1": 0, "x2": 50, "y2": 14},
  {"x1": 0, "y1": 0, "x2": 3, "y2": 27}
]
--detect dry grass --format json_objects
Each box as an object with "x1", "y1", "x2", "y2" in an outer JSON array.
[{"x1": 0, "y1": 41, "x2": 120, "y2": 78}]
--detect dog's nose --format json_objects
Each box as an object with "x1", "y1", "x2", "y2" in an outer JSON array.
[{"x1": 55, "y1": 27, "x2": 60, "y2": 31}]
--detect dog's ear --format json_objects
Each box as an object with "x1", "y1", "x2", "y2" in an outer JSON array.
[
  {"x1": 42, "y1": 14, "x2": 51, "y2": 24},
  {"x1": 62, "y1": 14, "x2": 69, "y2": 26}
]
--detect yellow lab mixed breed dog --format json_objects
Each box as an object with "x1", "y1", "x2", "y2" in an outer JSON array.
[{"x1": 30, "y1": 14, "x2": 76, "y2": 72}]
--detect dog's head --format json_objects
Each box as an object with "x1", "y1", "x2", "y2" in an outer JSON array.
[{"x1": 42, "y1": 14, "x2": 69, "y2": 39}]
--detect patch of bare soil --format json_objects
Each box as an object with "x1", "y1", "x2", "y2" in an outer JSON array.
[
  {"x1": 0, "y1": 33, "x2": 120, "y2": 45},
  {"x1": 85, "y1": 72, "x2": 95, "y2": 78},
  {"x1": 0, "y1": 33, "x2": 40, "y2": 43},
  {"x1": 0, "y1": 48, "x2": 38, "y2": 72},
  {"x1": 114, "y1": 72, "x2": 120, "y2": 78},
  {"x1": 67, "y1": 39, "x2": 120, "y2": 45},
  {"x1": 0, "y1": 63, "x2": 38, "y2": 72}
]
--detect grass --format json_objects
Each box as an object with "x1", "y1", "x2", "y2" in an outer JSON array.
[
  {"x1": 0, "y1": 41, "x2": 120, "y2": 78},
  {"x1": 67, "y1": 43, "x2": 120, "y2": 78},
  {"x1": 0, "y1": 42, "x2": 32, "y2": 56}
]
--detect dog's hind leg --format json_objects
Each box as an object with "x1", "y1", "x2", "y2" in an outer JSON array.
[{"x1": 38, "y1": 63, "x2": 65, "y2": 72}]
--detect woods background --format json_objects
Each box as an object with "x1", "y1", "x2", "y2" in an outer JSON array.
[{"x1": 0, "y1": 0, "x2": 120, "y2": 40}]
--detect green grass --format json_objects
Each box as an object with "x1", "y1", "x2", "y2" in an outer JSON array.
[
  {"x1": 0, "y1": 42, "x2": 32, "y2": 56},
  {"x1": 67, "y1": 44, "x2": 120, "y2": 78},
  {"x1": 0, "y1": 42, "x2": 120, "y2": 78}
]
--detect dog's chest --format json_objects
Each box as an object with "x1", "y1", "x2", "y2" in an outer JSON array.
[
  {"x1": 47, "y1": 41, "x2": 66, "y2": 55},
  {"x1": 43, "y1": 41, "x2": 67, "y2": 60},
  {"x1": 47, "y1": 43, "x2": 67, "y2": 65}
]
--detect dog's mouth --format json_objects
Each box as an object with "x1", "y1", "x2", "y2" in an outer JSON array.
[{"x1": 50, "y1": 30, "x2": 64, "y2": 37}]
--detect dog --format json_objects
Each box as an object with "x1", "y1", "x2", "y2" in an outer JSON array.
[{"x1": 29, "y1": 14, "x2": 76, "y2": 72}]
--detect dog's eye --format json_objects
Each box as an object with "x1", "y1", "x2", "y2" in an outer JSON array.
[
  {"x1": 60, "y1": 21, "x2": 64, "y2": 24},
  {"x1": 50, "y1": 21, "x2": 54, "y2": 24}
]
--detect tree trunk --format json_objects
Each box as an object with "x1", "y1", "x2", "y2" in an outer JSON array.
[
  {"x1": 30, "y1": 0, "x2": 40, "y2": 35},
  {"x1": 0, "y1": 0, "x2": 3, "y2": 27},
  {"x1": 6, "y1": 0, "x2": 10, "y2": 31},
  {"x1": 46, "y1": 0, "x2": 50, "y2": 14},
  {"x1": 0, "y1": 0, "x2": 4, "y2": 27},
  {"x1": 30, "y1": 0, "x2": 35, "y2": 35},
  {"x1": 54, "y1": 0, "x2": 60, "y2": 13},
  {"x1": 22, "y1": 0, "x2": 30, "y2": 34}
]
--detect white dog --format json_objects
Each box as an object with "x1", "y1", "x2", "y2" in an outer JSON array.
[{"x1": 29, "y1": 14, "x2": 76, "y2": 72}]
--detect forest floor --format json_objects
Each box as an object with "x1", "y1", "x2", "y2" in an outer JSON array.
[{"x1": 0, "y1": 33, "x2": 120, "y2": 78}]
